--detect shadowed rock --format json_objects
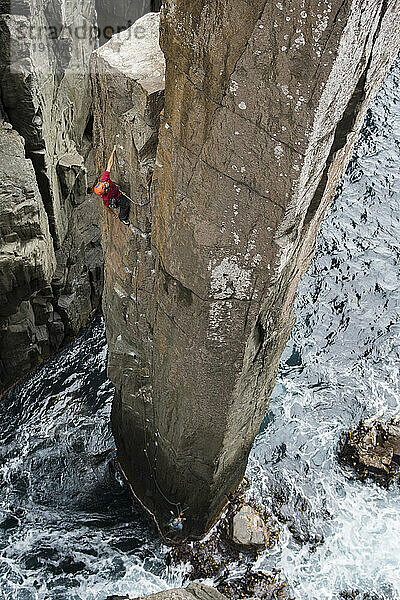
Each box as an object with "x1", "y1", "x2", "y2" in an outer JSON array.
[
  {"x1": 0, "y1": 0, "x2": 103, "y2": 392},
  {"x1": 0, "y1": 119, "x2": 56, "y2": 385}
]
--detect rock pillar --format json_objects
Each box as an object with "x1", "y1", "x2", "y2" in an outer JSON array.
[{"x1": 93, "y1": 2, "x2": 400, "y2": 538}]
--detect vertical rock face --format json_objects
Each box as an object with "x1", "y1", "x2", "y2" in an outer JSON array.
[
  {"x1": 0, "y1": 120, "x2": 57, "y2": 381},
  {"x1": 0, "y1": 0, "x2": 95, "y2": 245},
  {"x1": 0, "y1": 0, "x2": 103, "y2": 392},
  {"x1": 91, "y1": 12, "x2": 165, "y2": 508},
  {"x1": 94, "y1": 2, "x2": 400, "y2": 538},
  {"x1": 0, "y1": 0, "x2": 157, "y2": 393}
]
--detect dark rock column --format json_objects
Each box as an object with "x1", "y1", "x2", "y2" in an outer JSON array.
[{"x1": 94, "y1": 1, "x2": 400, "y2": 539}]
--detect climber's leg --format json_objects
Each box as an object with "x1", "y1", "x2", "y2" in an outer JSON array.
[{"x1": 117, "y1": 194, "x2": 130, "y2": 225}]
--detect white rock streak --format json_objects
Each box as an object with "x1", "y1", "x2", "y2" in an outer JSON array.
[{"x1": 210, "y1": 257, "x2": 252, "y2": 300}]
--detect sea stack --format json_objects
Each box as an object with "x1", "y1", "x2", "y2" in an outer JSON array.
[{"x1": 92, "y1": 1, "x2": 400, "y2": 538}]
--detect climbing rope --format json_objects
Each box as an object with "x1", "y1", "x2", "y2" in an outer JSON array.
[
  {"x1": 114, "y1": 147, "x2": 151, "y2": 207},
  {"x1": 139, "y1": 355, "x2": 188, "y2": 521},
  {"x1": 119, "y1": 187, "x2": 151, "y2": 207},
  {"x1": 142, "y1": 411, "x2": 181, "y2": 509},
  {"x1": 140, "y1": 390, "x2": 188, "y2": 529}
]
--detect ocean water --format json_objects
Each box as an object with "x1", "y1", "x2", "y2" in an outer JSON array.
[
  {"x1": 0, "y1": 316, "x2": 184, "y2": 599},
  {"x1": 247, "y1": 57, "x2": 400, "y2": 598},
  {"x1": 1, "y1": 58, "x2": 399, "y2": 600}
]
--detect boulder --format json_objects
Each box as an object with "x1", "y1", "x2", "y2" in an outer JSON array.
[
  {"x1": 339, "y1": 420, "x2": 400, "y2": 483},
  {"x1": 170, "y1": 490, "x2": 281, "y2": 589},
  {"x1": 228, "y1": 504, "x2": 270, "y2": 551},
  {"x1": 106, "y1": 583, "x2": 231, "y2": 600}
]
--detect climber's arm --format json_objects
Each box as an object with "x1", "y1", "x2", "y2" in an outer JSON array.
[{"x1": 106, "y1": 145, "x2": 117, "y2": 172}]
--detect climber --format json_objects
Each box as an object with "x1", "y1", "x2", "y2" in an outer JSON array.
[
  {"x1": 94, "y1": 145, "x2": 130, "y2": 226},
  {"x1": 169, "y1": 511, "x2": 185, "y2": 532}
]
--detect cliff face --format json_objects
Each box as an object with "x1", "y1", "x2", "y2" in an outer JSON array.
[
  {"x1": 93, "y1": 2, "x2": 400, "y2": 539},
  {"x1": 0, "y1": 0, "x2": 102, "y2": 391},
  {"x1": 0, "y1": 119, "x2": 57, "y2": 378},
  {"x1": 0, "y1": 1, "x2": 146, "y2": 392}
]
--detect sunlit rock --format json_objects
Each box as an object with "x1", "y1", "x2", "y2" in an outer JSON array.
[
  {"x1": 106, "y1": 583, "x2": 230, "y2": 600},
  {"x1": 93, "y1": 1, "x2": 400, "y2": 539},
  {"x1": 229, "y1": 504, "x2": 269, "y2": 550}
]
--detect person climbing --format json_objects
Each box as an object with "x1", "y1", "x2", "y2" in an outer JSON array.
[
  {"x1": 94, "y1": 145, "x2": 130, "y2": 226},
  {"x1": 169, "y1": 511, "x2": 185, "y2": 532}
]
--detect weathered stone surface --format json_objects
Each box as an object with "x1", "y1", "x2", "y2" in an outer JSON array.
[
  {"x1": 339, "y1": 419, "x2": 400, "y2": 484},
  {"x1": 105, "y1": 579, "x2": 284, "y2": 600},
  {"x1": 0, "y1": 119, "x2": 56, "y2": 388},
  {"x1": 229, "y1": 504, "x2": 269, "y2": 550},
  {"x1": 0, "y1": 119, "x2": 103, "y2": 392},
  {"x1": 91, "y1": 10, "x2": 166, "y2": 529},
  {"x1": 0, "y1": 121, "x2": 55, "y2": 317},
  {"x1": 0, "y1": 0, "x2": 107, "y2": 393},
  {"x1": 93, "y1": 1, "x2": 400, "y2": 539},
  {"x1": 106, "y1": 583, "x2": 230, "y2": 600},
  {"x1": 0, "y1": 2, "x2": 95, "y2": 246}
]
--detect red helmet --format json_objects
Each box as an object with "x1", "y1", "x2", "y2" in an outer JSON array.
[{"x1": 94, "y1": 181, "x2": 106, "y2": 196}]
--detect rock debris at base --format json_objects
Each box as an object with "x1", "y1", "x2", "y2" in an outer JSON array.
[
  {"x1": 339, "y1": 419, "x2": 400, "y2": 484},
  {"x1": 106, "y1": 583, "x2": 231, "y2": 600},
  {"x1": 229, "y1": 504, "x2": 270, "y2": 550}
]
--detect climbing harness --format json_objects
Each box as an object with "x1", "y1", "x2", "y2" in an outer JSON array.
[
  {"x1": 169, "y1": 515, "x2": 184, "y2": 531},
  {"x1": 92, "y1": 146, "x2": 150, "y2": 208},
  {"x1": 140, "y1": 389, "x2": 188, "y2": 531}
]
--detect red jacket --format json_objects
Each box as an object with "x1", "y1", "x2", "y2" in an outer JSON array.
[{"x1": 101, "y1": 171, "x2": 120, "y2": 207}]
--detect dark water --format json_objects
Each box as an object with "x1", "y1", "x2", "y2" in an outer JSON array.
[
  {"x1": 0, "y1": 317, "x2": 183, "y2": 599},
  {"x1": 1, "y1": 59, "x2": 399, "y2": 600}
]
